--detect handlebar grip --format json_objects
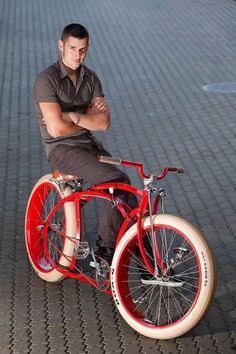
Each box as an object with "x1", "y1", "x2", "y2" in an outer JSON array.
[
  {"x1": 177, "y1": 168, "x2": 185, "y2": 174},
  {"x1": 98, "y1": 155, "x2": 122, "y2": 165}
]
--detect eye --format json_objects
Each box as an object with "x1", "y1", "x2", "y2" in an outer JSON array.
[{"x1": 80, "y1": 48, "x2": 87, "y2": 54}]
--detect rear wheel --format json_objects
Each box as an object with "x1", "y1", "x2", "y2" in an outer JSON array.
[
  {"x1": 25, "y1": 175, "x2": 76, "y2": 282},
  {"x1": 111, "y1": 214, "x2": 216, "y2": 339}
]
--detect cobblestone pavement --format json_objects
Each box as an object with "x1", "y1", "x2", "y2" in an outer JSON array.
[{"x1": 0, "y1": 0, "x2": 236, "y2": 353}]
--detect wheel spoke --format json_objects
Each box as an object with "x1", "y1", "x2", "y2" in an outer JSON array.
[
  {"x1": 115, "y1": 222, "x2": 202, "y2": 328},
  {"x1": 26, "y1": 180, "x2": 73, "y2": 274}
]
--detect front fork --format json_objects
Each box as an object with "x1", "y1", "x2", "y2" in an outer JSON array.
[{"x1": 137, "y1": 179, "x2": 167, "y2": 277}]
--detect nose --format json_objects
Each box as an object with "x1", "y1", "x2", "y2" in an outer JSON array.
[{"x1": 75, "y1": 50, "x2": 81, "y2": 59}]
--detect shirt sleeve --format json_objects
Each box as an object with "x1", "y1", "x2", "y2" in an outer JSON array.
[
  {"x1": 34, "y1": 73, "x2": 58, "y2": 103},
  {"x1": 92, "y1": 72, "x2": 105, "y2": 98}
]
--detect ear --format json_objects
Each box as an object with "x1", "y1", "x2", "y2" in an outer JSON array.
[{"x1": 58, "y1": 39, "x2": 63, "y2": 53}]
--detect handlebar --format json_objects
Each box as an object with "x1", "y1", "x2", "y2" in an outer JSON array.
[{"x1": 98, "y1": 155, "x2": 185, "y2": 180}]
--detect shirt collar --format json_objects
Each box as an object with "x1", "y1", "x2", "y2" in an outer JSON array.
[{"x1": 58, "y1": 59, "x2": 85, "y2": 80}]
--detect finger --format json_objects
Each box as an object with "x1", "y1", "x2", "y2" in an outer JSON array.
[
  {"x1": 97, "y1": 103, "x2": 107, "y2": 111},
  {"x1": 94, "y1": 97, "x2": 105, "y2": 107},
  {"x1": 94, "y1": 97, "x2": 102, "y2": 103}
]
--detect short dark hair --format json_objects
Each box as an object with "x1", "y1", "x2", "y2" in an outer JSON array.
[{"x1": 61, "y1": 23, "x2": 89, "y2": 42}]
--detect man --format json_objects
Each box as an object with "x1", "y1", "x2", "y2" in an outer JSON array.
[{"x1": 34, "y1": 23, "x2": 137, "y2": 264}]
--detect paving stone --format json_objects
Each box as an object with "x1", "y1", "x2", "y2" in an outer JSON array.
[
  {"x1": 213, "y1": 332, "x2": 235, "y2": 354},
  {"x1": 11, "y1": 339, "x2": 30, "y2": 353},
  {"x1": 0, "y1": 346, "x2": 11, "y2": 354},
  {"x1": 84, "y1": 334, "x2": 103, "y2": 348},
  {"x1": 30, "y1": 346, "x2": 50, "y2": 354},
  {"x1": 158, "y1": 339, "x2": 180, "y2": 354},
  {"x1": 86, "y1": 347, "x2": 105, "y2": 354},
  {"x1": 0, "y1": 0, "x2": 236, "y2": 353},
  {"x1": 66, "y1": 340, "x2": 86, "y2": 354},
  {"x1": 0, "y1": 334, "x2": 11, "y2": 347},
  {"x1": 176, "y1": 337, "x2": 199, "y2": 354},
  {"x1": 137, "y1": 338, "x2": 161, "y2": 354},
  {"x1": 195, "y1": 334, "x2": 218, "y2": 353}
]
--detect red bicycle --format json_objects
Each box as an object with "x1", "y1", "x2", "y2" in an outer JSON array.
[{"x1": 25, "y1": 156, "x2": 216, "y2": 339}]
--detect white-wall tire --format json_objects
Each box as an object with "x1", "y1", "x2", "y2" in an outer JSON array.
[
  {"x1": 25, "y1": 175, "x2": 76, "y2": 282},
  {"x1": 111, "y1": 214, "x2": 216, "y2": 339}
]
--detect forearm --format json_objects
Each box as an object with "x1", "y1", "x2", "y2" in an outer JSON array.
[
  {"x1": 49, "y1": 117, "x2": 84, "y2": 137},
  {"x1": 45, "y1": 109, "x2": 109, "y2": 138},
  {"x1": 62, "y1": 107, "x2": 110, "y2": 131},
  {"x1": 39, "y1": 93, "x2": 110, "y2": 138}
]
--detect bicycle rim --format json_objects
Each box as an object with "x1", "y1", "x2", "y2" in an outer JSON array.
[
  {"x1": 25, "y1": 177, "x2": 75, "y2": 277},
  {"x1": 111, "y1": 215, "x2": 215, "y2": 338}
]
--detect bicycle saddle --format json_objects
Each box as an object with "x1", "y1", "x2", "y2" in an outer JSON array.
[{"x1": 52, "y1": 170, "x2": 79, "y2": 181}]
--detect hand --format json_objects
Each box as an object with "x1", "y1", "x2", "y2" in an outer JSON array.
[
  {"x1": 92, "y1": 97, "x2": 108, "y2": 113},
  {"x1": 61, "y1": 112, "x2": 81, "y2": 124}
]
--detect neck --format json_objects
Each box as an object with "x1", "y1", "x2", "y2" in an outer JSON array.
[{"x1": 61, "y1": 60, "x2": 80, "y2": 76}]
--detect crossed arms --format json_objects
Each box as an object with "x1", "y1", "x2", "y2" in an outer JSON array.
[{"x1": 39, "y1": 97, "x2": 110, "y2": 138}]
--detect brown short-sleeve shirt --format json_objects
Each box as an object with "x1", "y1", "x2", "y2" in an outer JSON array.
[{"x1": 34, "y1": 60, "x2": 104, "y2": 156}]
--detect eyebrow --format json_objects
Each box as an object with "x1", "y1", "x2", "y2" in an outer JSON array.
[{"x1": 69, "y1": 45, "x2": 87, "y2": 50}]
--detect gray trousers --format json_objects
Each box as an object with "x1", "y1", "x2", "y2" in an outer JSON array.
[{"x1": 48, "y1": 139, "x2": 138, "y2": 249}]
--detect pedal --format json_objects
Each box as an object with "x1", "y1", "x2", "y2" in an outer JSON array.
[
  {"x1": 89, "y1": 251, "x2": 110, "y2": 291},
  {"x1": 89, "y1": 259, "x2": 110, "y2": 270},
  {"x1": 89, "y1": 254, "x2": 108, "y2": 274},
  {"x1": 89, "y1": 260, "x2": 96, "y2": 268},
  {"x1": 95, "y1": 258, "x2": 110, "y2": 291}
]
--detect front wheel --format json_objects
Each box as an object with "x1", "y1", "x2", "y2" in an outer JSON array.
[
  {"x1": 111, "y1": 214, "x2": 216, "y2": 339},
  {"x1": 25, "y1": 175, "x2": 76, "y2": 282}
]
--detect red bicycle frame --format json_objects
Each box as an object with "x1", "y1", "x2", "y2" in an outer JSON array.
[{"x1": 41, "y1": 156, "x2": 184, "y2": 293}]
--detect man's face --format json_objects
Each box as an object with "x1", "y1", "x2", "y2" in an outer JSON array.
[{"x1": 58, "y1": 36, "x2": 89, "y2": 70}]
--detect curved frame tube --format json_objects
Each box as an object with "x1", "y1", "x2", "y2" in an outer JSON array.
[{"x1": 41, "y1": 180, "x2": 165, "y2": 288}]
